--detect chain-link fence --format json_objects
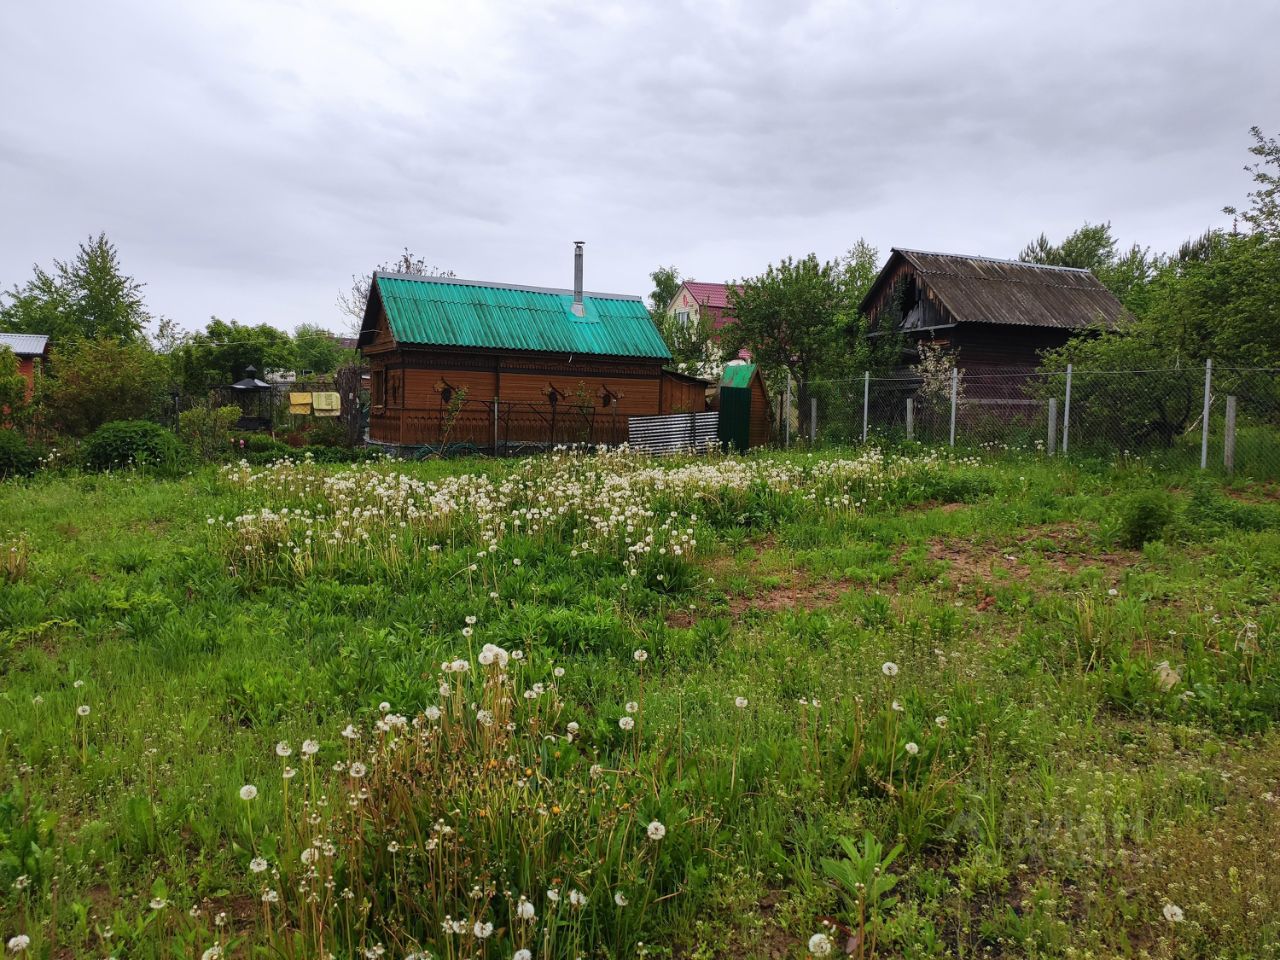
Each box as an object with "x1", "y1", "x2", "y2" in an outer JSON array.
[{"x1": 806, "y1": 363, "x2": 1280, "y2": 479}]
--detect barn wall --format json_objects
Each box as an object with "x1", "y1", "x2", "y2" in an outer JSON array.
[
  {"x1": 659, "y1": 372, "x2": 707, "y2": 413},
  {"x1": 914, "y1": 323, "x2": 1075, "y2": 373}
]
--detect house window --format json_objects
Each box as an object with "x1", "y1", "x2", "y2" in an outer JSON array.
[
  {"x1": 676, "y1": 310, "x2": 690, "y2": 326},
  {"x1": 371, "y1": 370, "x2": 385, "y2": 407}
]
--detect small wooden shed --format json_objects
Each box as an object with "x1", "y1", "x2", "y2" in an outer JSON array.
[{"x1": 717, "y1": 363, "x2": 771, "y2": 452}]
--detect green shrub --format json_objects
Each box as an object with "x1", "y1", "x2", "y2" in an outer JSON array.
[
  {"x1": 179, "y1": 404, "x2": 241, "y2": 461},
  {"x1": 0, "y1": 428, "x2": 38, "y2": 479},
  {"x1": 82, "y1": 420, "x2": 185, "y2": 473},
  {"x1": 1183, "y1": 478, "x2": 1276, "y2": 535},
  {"x1": 1117, "y1": 488, "x2": 1174, "y2": 548},
  {"x1": 306, "y1": 417, "x2": 352, "y2": 448}
]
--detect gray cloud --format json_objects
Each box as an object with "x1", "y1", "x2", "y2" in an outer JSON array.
[{"x1": 1, "y1": 0, "x2": 1276, "y2": 334}]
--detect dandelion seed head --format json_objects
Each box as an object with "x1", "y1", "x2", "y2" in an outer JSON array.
[{"x1": 808, "y1": 933, "x2": 833, "y2": 956}]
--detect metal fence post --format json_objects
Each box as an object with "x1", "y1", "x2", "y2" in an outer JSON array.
[
  {"x1": 1224, "y1": 394, "x2": 1237, "y2": 475},
  {"x1": 1200, "y1": 358, "x2": 1213, "y2": 470},
  {"x1": 492, "y1": 398, "x2": 499, "y2": 455},
  {"x1": 784, "y1": 375, "x2": 792, "y2": 448},
  {"x1": 948, "y1": 367, "x2": 958, "y2": 447},
  {"x1": 810, "y1": 397, "x2": 817, "y2": 445},
  {"x1": 861, "y1": 371, "x2": 870, "y2": 443},
  {"x1": 905, "y1": 397, "x2": 914, "y2": 441},
  {"x1": 1062, "y1": 363, "x2": 1072, "y2": 455},
  {"x1": 1047, "y1": 397, "x2": 1058, "y2": 456}
]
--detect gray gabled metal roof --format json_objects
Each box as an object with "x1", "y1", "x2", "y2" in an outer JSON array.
[{"x1": 0, "y1": 333, "x2": 50, "y2": 356}]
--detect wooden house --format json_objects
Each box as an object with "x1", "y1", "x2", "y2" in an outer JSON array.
[
  {"x1": 357, "y1": 246, "x2": 709, "y2": 448},
  {"x1": 0, "y1": 333, "x2": 49, "y2": 399},
  {"x1": 860, "y1": 249, "x2": 1127, "y2": 373}
]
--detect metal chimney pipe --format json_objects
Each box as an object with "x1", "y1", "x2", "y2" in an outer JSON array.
[{"x1": 572, "y1": 241, "x2": 585, "y2": 316}]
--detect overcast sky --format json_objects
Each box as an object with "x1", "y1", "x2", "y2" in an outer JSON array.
[{"x1": 1, "y1": 0, "x2": 1276, "y2": 335}]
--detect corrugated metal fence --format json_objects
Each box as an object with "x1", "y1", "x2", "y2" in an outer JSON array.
[{"x1": 628, "y1": 411, "x2": 719, "y2": 454}]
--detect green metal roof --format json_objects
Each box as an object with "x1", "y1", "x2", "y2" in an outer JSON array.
[
  {"x1": 370, "y1": 274, "x2": 672, "y2": 360},
  {"x1": 720, "y1": 363, "x2": 758, "y2": 388}
]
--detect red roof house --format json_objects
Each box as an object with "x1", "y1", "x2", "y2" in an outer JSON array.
[
  {"x1": 666, "y1": 281, "x2": 742, "y2": 331},
  {"x1": 665, "y1": 281, "x2": 750, "y2": 364}
]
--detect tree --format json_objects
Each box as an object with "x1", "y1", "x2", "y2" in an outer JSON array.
[
  {"x1": 0, "y1": 233, "x2": 151, "y2": 344},
  {"x1": 41, "y1": 339, "x2": 169, "y2": 436},
  {"x1": 1019, "y1": 222, "x2": 1157, "y2": 314},
  {"x1": 1225, "y1": 125, "x2": 1280, "y2": 236},
  {"x1": 294, "y1": 324, "x2": 351, "y2": 375},
  {"x1": 169, "y1": 318, "x2": 297, "y2": 395},
  {"x1": 656, "y1": 308, "x2": 722, "y2": 374},
  {"x1": 838, "y1": 240, "x2": 900, "y2": 374},
  {"x1": 1144, "y1": 229, "x2": 1280, "y2": 368},
  {"x1": 724, "y1": 253, "x2": 850, "y2": 436},
  {"x1": 338, "y1": 249, "x2": 454, "y2": 334},
  {"x1": 0, "y1": 347, "x2": 28, "y2": 425},
  {"x1": 647, "y1": 266, "x2": 682, "y2": 316}
]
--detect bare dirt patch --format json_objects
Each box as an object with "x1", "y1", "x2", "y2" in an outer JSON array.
[
  {"x1": 1225, "y1": 482, "x2": 1280, "y2": 504},
  {"x1": 666, "y1": 576, "x2": 855, "y2": 627},
  {"x1": 925, "y1": 521, "x2": 1138, "y2": 595}
]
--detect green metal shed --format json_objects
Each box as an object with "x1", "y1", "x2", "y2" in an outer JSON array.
[{"x1": 717, "y1": 363, "x2": 770, "y2": 452}]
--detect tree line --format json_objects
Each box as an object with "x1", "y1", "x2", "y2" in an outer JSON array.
[{"x1": 0, "y1": 240, "x2": 444, "y2": 437}]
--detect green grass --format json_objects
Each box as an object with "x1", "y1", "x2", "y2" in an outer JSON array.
[{"x1": 2, "y1": 448, "x2": 1279, "y2": 959}]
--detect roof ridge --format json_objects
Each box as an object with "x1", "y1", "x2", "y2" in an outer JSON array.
[
  {"x1": 895, "y1": 248, "x2": 1094, "y2": 275},
  {"x1": 374, "y1": 271, "x2": 643, "y2": 302}
]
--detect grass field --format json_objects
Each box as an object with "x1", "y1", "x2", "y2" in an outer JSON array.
[{"x1": 2, "y1": 447, "x2": 1279, "y2": 960}]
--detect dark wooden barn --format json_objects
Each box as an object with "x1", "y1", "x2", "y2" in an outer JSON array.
[
  {"x1": 357, "y1": 247, "x2": 709, "y2": 450},
  {"x1": 860, "y1": 249, "x2": 1127, "y2": 372}
]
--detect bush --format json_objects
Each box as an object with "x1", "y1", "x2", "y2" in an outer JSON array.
[
  {"x1": 231, "y1": 432, "x2": 291, "y2": 454},
  {"x1": 42, "y1": 339, "x2": 169, "y2": 436},
  {"x1": 306, "y1": 417, "x2": 352, "y2": 448},
  {"x1": 0, "y1": 429, "x2": 38, "y2": 479},
  {"x1": 1117, "y1": 488, "x2": 1174, "y2": 548},
  {"x1": 82, "y1": 420, "x2": 185, "y2": 473},
  {"x1": 179, "y1": 405, "x2": 241, "y2": 461}
]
